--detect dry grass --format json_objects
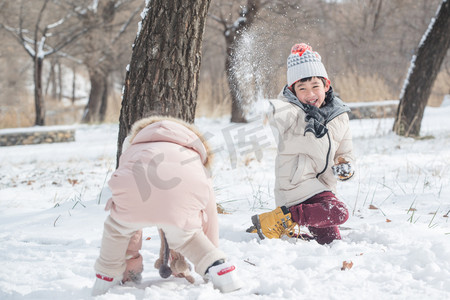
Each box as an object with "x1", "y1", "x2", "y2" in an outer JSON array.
[
  {"x1": 428, "y1": 71, "x2": 450, "y2": 107},
  {"x1": 334, "y1": 71, "x2": 449, "y2": 106},
  {"x1": 0, "y1": 107, "x2": 34, "y2": 129},
  {"x1": 195, "y1": 75, "x2": 231, "y2": 118},
  {"x1": 0, "y1": 91, "x2": 123, "y2": 129},
  {"x1": 0, "y1": 92, "x2": 34, "y2": 129},
  {"x1": 102, "y1": 91, "x2": 122, "y2": 123},
  {"x1": 1, "y1": 71, "x2": 448, "y2": 128},
  {"x1": 334, "y1": 73, "x2": 397, "y2": 103}
]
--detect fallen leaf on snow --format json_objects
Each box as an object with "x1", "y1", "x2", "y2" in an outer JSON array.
[
  {"x1": 369, "y1": 205, "x2": 378, "y2": 210},
  {"x1": 68, "y1": 178, "x2": 79, "y2": 186},
  {"x1": 341, "y1": 261, "x2": 353, "y2": 271},
  {"x1": 217, "y1": 203, "x2": 229, "y2": 214}
]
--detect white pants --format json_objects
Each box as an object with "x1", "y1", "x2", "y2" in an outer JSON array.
[{"x1": 94, "y1": 215, "x2": 226, "y2": 278}]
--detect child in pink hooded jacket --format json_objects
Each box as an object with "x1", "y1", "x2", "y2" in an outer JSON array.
[{"x1": 92, "y1": 116, "x2": 241, "y2": 295}]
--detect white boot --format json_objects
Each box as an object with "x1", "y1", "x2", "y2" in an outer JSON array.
[
  {"x1": 91, "y1": 273, "x2": 122, "y2": 296},
  {"x1": 207, "y1": 261, "x2": 242, "y2": 293}
]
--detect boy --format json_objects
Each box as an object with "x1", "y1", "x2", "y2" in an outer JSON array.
[{"x1": 249, "y1": 43, "x2": 355, "y2": 245}]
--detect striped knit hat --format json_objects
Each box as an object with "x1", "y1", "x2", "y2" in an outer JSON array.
[{"x1": 287, "y1": 43, "x2": 328, "y2": 87}]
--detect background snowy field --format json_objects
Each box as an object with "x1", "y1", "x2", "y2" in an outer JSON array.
[{"x1": 0, "y1": 103, "x2": 449, "y2": 299}]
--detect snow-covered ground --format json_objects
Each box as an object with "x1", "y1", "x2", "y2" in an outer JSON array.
[{"x1": 1, "y1": 104, "x2": 449, "y2": 299}]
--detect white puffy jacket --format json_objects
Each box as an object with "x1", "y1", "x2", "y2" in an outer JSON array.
[{"x1": 268, "y1": 86, "x2": 355, "y2": 208}]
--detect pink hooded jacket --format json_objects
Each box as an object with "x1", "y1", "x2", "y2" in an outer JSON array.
[{"x1": 105, "y1": 117, "x2": 219, "y2": 246}]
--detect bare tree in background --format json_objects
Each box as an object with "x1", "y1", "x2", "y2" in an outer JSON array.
[
  {"x1": 1, "y1": 0, "x2": 446, "y2": 128},
  {"x1": 209, "y1": 0, "x2": 262, "y2": 123},
  {"x1": 116, "y1": 0, "x2": 211, "y2": 164},
  {"x1": 77, "y1": 0, "x2": 142, "y2": 123},
  {"x1": 206, "y1": 0, "x2": 325, "y2": 121},
  {"x1": 322, "y1": 0, "x2": 444, "y2": 98},
  {"x1": 393, "y1": 0, "x2": 450, "y2": 137},
  {"x1": 0, "y1": 0, "x2": 91, "y2": 125},
  {"x1": 44, "y1": 56, "x2": 63, "y2": 101}
]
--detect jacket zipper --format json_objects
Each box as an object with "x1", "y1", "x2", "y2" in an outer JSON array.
[{"x1": 316, "y1": 131, "x2": 331, "y2": 178}]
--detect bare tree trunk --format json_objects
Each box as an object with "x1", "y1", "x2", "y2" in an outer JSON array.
[
  {"x1": 72, "y1": 65, "x2": 76, "y2": 104},
  {"x1": 99, "y1": 77, "x2": 108, "y2": 122},
  {"x1": 44, "y1": 59, "x2": 55, "y2": 97},
  {"x1": 79, "y1": 0, "x2": 116, "y2": 124},
  {"x1": 34, "y1": 57, "x2": 45, "y2": 126},
  {"x1": 116, "y1": 0, "x2": 211, "y2": 165},
  {"x1": 82, "y1": 69, "x2": 106, "y2": 123},
  {"x1": 393, "y1": 0, "x2": 450, "y2": 137},
  {"x1": 45, "y1": 58, "x2": 60, "y2": 100},
  {"x1": 223, "y1": 0, "x2": 260, "y2": 123},
  {"x1": 57, "y1": 60, "x2": 62, "y2": 101},
  {"x1": 226, "y1": 45, "x2": 247, "y2": 123}
]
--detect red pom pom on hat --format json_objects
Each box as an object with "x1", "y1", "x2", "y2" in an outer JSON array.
[
  {"x1": 287, "y1": 43, "x2": 329, "y2": 87},
  {"x1": 291, "y1": 43, "x2": 312, "y2": 57}
]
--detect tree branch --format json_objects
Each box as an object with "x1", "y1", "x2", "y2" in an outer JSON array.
[
  {"x1": 34, "y1": 0, "x2": 51, "y2": 54},
  {"x1": 1, "y1": 23, "x2": 35, "y2": 57},
  {"x1": 112, "y1": 5, "x2": 141, "y2": 45}
]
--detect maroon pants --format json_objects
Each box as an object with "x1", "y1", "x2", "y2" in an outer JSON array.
[{"x1": 289, "y1": 191, "x2": 349, "y2": 245}]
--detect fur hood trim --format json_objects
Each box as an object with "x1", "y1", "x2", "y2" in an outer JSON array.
[{"x1": 128, "y1": 116, "x2": 213, "y2": 169}]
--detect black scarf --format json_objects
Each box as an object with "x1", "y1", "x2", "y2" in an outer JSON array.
[{"x1": 283, "y1": 85, "x2": 350, "y2": 138}]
